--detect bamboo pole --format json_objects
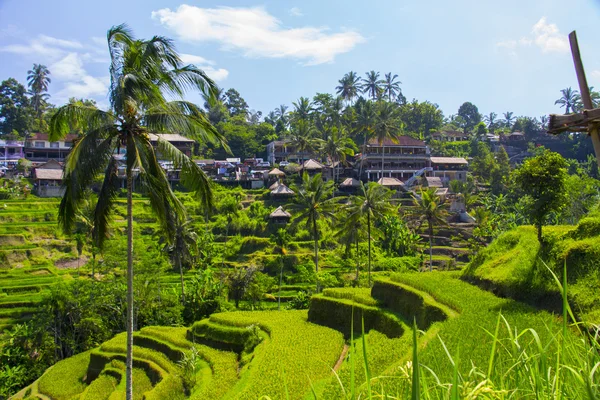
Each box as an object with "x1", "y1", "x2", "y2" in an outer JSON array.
[{"x1": 569, "y1": 31, "x2": 600, "y2": 168}]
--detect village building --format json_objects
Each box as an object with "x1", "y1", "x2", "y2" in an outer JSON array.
[
  {"x1": 25, "y1": 133, "x2": 78, "y2": 162},
  {"x1": 429, "y1": 157, "x2": 469, "y2": 185},
  {"x1": 361, "y1": 136, "x2": 429, "y2": 182},
  {"x1": 0, "y1": 139, "x2": 25, "y2": 167},
  {"x1": 268, "y1": 206, "x2": 292, "y2": 224},
  {"x1": 270, "y1": 183, "x2": 295, "y2": 199},
  {"x1": 32, "y1": 160, "x2": 64, "y2": 197},
  {"x1": 430, "y1": 130, "x2": 470, "y2": 142}
]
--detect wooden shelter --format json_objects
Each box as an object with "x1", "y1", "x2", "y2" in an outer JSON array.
[
  {"x1": 548, "y1": 31, "x2": 600, "y2": 167},
  {"x1": 302, "y1": 159, "x2": 324, "y2": 173},
  {"x1": 269, "y1": 181, "x2": 281, "y2": 190},
  {"x1": 377, "y1": 177, "x2": 404, "y2": 190},
  {"x1": 269, "y1": 206, "x2": 291, "y2": 224},
  {"x1": 268, "y1": 168, "x2": 285, "y2": 178}
]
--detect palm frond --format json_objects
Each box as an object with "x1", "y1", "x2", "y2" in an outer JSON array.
[
  {"x1": 156, "y1": 137, "x2": 215, "y2": 212},
  {"x1": 93, "y1": 157, "x2": 120, "y2": 249},
  {"x1": 49, "y1": 104, "x2": 115, "y2": 141}
]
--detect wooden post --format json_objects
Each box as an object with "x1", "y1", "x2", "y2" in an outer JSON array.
[{"x1": 569, "y1": 31, "x2": 600, "y2": 168}]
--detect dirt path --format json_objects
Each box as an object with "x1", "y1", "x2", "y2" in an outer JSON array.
[{"x1": 333, "y1": 344, "x2": 350, "y2": 372}]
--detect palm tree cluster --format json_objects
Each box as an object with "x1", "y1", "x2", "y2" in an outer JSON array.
[
  {"x1": 554, "y1": 86, "x2": 600, "y2": 114},
  {"x1": 336, "y1": 70, "x2": 403, "y2": 103}
]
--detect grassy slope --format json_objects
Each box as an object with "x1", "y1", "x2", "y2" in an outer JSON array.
[{"x1": 463, "y1": 216, "x2": 600, "y2": 324}]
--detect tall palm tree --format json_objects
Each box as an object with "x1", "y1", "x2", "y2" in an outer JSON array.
[
  {"x1": 352, "y1": 98, "x2": 376, "y2": 178},
  {"x1": 373, "y1": 101, "x2": 403, "y2": 179},
  {"x1": 484, "y1": 112, "x2": 497, "y2": 132},
  {"x1": 554, "y1": 87, "x2": 580, "y2": 115},
  {"x1": 336, "y1": 204, "x2": 364, "y2": 282},
  {"x1": 287, "y1": 120, "x2": 320, "y2": 167},
  {"x1": 336, "y1": 71, "x2": 361, "y2": 104},
  {"x1": 275, "y1": 104, "x2": 289, "y2": 126},
  {"x1": 361, "y1": 71, "x2": 383, "y2": 100},
  {"x1": 290, "y1": 172, "x2": 335, "y2": 290},
  {"x1": 291, "y1": 97, "x2": 313, "y2": 124},
  {"x1": 271, "y1": 228, "x2": 291, "y2": 310},
  {"x1": 347, "y1": 182, "x2": 393, "y2": 286},
  {"x1": 49, "y1": 24, "x2": 226, "y2": 400},
  {"x1": 502, "y1": 111, "x2": 515, "y2": 129},
  {"x1": 321, "y1": 128, "x2": 355, "y2": 182},
  {"x1": 27, "y1": 64, "x2": 51, "y2": 129},
  {"x1": 163, "y1": 218, "x2": 197, "y2": 305},
  {"x1": 382, "y1": 73, "x2": 401, "y2": 102},
  {"x1": 411, "y1": 188, "x2": 447, "y2": 272}
]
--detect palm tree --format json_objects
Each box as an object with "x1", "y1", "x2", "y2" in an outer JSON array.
[
  {"x1": 27, "y1": 64, "x2": 51, "y2": 129},
  {"x1": 373, "y1": 102, "x2": 403, "y2": 179},
  {"x1": 336, "y1": 204, "x2": 364, "y2": 282},
  {"x1": 290, "y1": 172, "x2": 335, "y2": 290},
  {"x1": 352, "y1": 98, "x2": 376, "y2": 178},
  {"x1": 361, "y1": 71, "x2": 383, "y2": 100},
  {"x1": 275, "y1": 104, "x2": 289, "y2": 126},
  {"x1": 336, "y1": 71, "x2": 361, "y2": 104},
  {"x1": 502, "y1": 111, "x2": 515, "y2": 129},
  {"x1": 554, "y1": 87, "x2": 580, "y2": 114},
  {"x1": 287, "y1": 120, "x2": 320, "y2": 167},
  {"x1": 484, "y1": 112, "x2": 497, "y2": 132},
  {"x1": 347, "y1": 182, "x2": 393, "y2": 286},
  {"x1": 271, "y1": 228, "x2": 291, "y2": 310},
  {"x1": 382, "y1": 73, "x2": 401, "y2": 101},
  {"x1": 291, "y1": 97, "x2": 313, "y2": 123},
  {"x1": 49, "y1": 24, "x2": 226, "y2": 400},
  {"x1": 163, "y1": 218, "x2": 197, "y2": 305},
  {"x1": 411, "y1": 188, "x2": 447, "y2": 272},
  {"x1": 321, "y1": 129, "x2": 355, "y2": 182},
  {"x1": 539, "y1": 115, "x2": 549, "y2": 130},
  {"x1": 573, "y1": 86, "x2": 600, "y2": 112}
]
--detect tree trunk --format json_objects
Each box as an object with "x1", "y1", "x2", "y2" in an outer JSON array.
[
  {"x1": 359, "y1": 134, "x2": 367, "y2": 180},
  {"x1": 355, "y1": 236, "x2": 360, "y2": 282},
  {"x1": 537, "y1": 223, "x2": 543, "y2": 244},
  {"x1": 313, "y1": 219, "x2": 319, "y2": 292},
  {"x1": 125, "y1": 167, "x2": 134, "y2": 400},
  {"x1": 178, "y1": 255, "x2": 185, "y2": 306},
  {"x1": 278, "y1": 255, "x2": 284, "y2": 311},
  {"x1": 428, "y1": 220, "x2": 433, "y2": 272},
  {"x1": 381, "y1": 144, "x2": 386, "y2": 179},
  {"x1": 367, "y1": 213, "x2": 372, "y2": 287}
]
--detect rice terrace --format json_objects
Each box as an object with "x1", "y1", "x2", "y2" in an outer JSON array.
[{"x1": 2, "y1": 1, "x2": 600, "y2": 399}]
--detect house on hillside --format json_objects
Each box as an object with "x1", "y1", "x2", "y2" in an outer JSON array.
[
  {"x1": 430, "y1": 131, "x2": 469, "y2": 142},
  {"x1": 25, "y1": 133, "x2": 78, "y2": 162},
  {"x1": 33, "y1": 160, "x2": 64, "y2": 197},
  {"x1": 360, "y1": 136, "x2": 429, "y2": 182},
  {"x1": 266, "y1": 140, "x2": 317, "y2": 165},
  {"x1": 269, "y1": 206, "x2": 291, "y2": 224},
  {"x1": 149, "y1": 134, "x2": 195, "y2": 157},
  {"x1": 0, "y1": 139, "x2": 25, "y2": 167},
  {"x1": 429, "y1": 157, "x2": 468, "y2": 185}
]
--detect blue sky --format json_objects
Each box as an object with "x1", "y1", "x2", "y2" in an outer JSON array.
[{"x1": 1, "y1": 0, "x2": 600, "y2": 119}]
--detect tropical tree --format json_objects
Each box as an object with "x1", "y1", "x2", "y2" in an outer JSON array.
[
  {"x1": 320, "y1": 129, "x2": 355, "y2": 182},
  {"x1": 290, "y1": 172, "x2": 335, "y2": 289},
  {"x1": 554, "y1": 87, "x2": 580, "y2": 115},
  {"x1": 382, "y1": 73, "x2": 401, "y2": 101},
  {"x1": 373, "y1": 101, "x2": 403, "y2": 179},
  {"x1": 361, "y1": 70, "x2": 383, "y2": 100},
  {"x1": 412, "y1": 188, "x2": 447, "y2": 271},
  {"x1": 336, "y1": 204, "x2": 364, "y2": 282},
  {"x1": 291, "y1": 97, "x2": 313, "y2": 123},
  {"x1": 484, "y1": 112, "x2": 497, "y2": 132},
  {"x1": 270, "y1": 228, "x2": 291, "y2": 310},
  {"x1": 287, "y1": 120, "x2": 320, "y2": 167},
  {"x1": 27, "y1": 64, "x2": 51, "y2": 128},
  {"x1": 275, "y1": 104, "x2": 289, "y2": 126},
  {"x1": 49, "y1": 24, "x2": 226, "y2": 400},
  {"x1": 347, "y1": 182, "x2": 393, "y2": 285},
  {"x1": 352, "y1": 98, "x2": 376, "y2": 178},
  {"x1": 502, "y1": 111, "x2": 515, "y2": 129},
  {"x1": 336, "y1": 71, "x2": 361, "y2": 104},
  {"x1": 163, "y1": 218, "x2": 198, "y2": 305}
]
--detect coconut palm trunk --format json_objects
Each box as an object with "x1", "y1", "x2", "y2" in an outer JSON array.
[
  {"x1": 381, "y1": 144, "x2": 386, "y2": 179},
  {"x1": 355, "y1": 236, "x2": 360, "y2": 282},
  {"x1": 125, "y1": 166, "x2": 134, "y2": 400},
  {"x1": 178, "y1": 254, "x2": 185, "y2": 305},
  {"x1": 278, "y1": 256, "x2": 284, "y2": 311},
  {"x1": 367, "y1": 213, "x2": 372, "y2": 286},
  {"x1": 428, "y1": 219, "x2": 433, "y2": 272}
]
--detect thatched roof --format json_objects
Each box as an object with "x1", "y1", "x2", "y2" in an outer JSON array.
[
  {"x1": 303, "y1": 159, "x2": 324, "y2": 170},
  {"x1": 269, "y1": 181, "x2": 281, "y2": 190},
  {"x1": 377, "y1": 177, "x2": 404, "y2": 187},
  {"x1": 34, "y1": 169, "x2": 63, "y2": 180},
  {"x1": 271, "y1": 184, "x2": 295, "y2": 196},
  {"x1": 425, "y1": 176, "x2": 443, "y2": 188},
  {"x1": 340, "y1": 177, "x2": 360, "y2": 187},
  {"x1": 268, "y1": 168, "x2": 285, "y2": 176},
  {"x1": 269, "y1": 206, "x2": 291, "y2": 219}
]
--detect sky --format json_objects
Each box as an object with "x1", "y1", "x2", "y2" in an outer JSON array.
[{"x1": 1, "y1": 0, "x2": 600, "y2": 120}]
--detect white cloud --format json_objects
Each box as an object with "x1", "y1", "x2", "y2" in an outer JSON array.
[
  {"x1": 151, "y1": 5, "x2": 364, "y2": 65},
  {"x1": 50, "y1": 53, "x2": 86, "y2": 80},
  {"x1": 56, "y1": 75, "x2": 109, "y2": 100},
  {"x1": 180, "y1": 53, "x2": 215, "y2": 66},
  {"x1": 531, "y1": 17, "x2": 569, "y2": 53},
  {"x1": 592, "y1": 70, "x2": 600, "y2": 82},
  {"x1": 38, "y1": 35, "x2": 82, "y2": 49},
  {"x1": 496, "y1": 17, "x2": 569, "y2": 56},
  {"x1": 201, "y1": 66, "x2": 229, "y2": 81},
  {"x1": 289, "y1": 7, "x2": 303, "y2": 17}
]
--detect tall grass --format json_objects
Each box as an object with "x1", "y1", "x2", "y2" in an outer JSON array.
[{"x1": 317, "y1": 266, "x2": 600, "y2": 399}]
